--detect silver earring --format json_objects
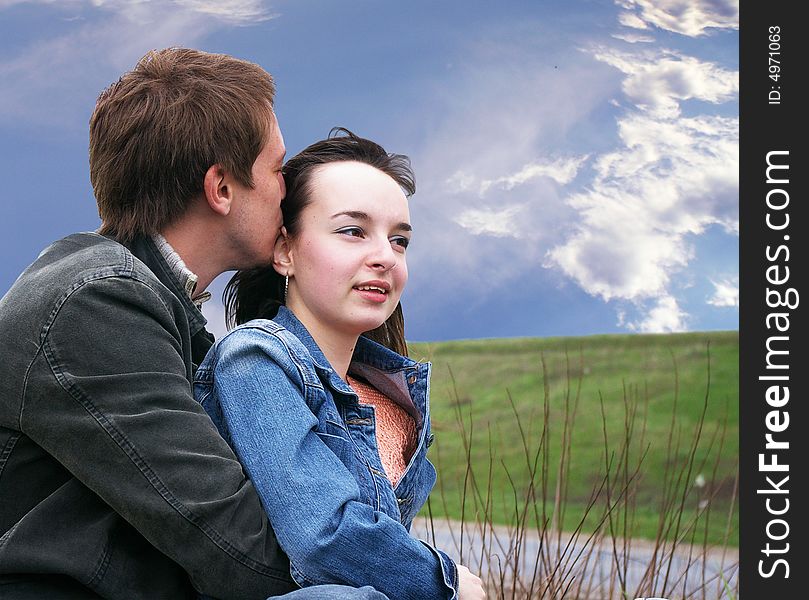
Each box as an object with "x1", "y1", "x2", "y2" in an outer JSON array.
[{"x1": 284, "y1": 274, "x2": 289, "y2": 303}]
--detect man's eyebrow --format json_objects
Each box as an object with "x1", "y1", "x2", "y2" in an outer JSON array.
[{"x1": 331, "y1": 211, "x2": 412, "y2": 232}]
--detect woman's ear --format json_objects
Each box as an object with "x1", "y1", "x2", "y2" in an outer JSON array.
[
  {"x1": 272, "y1": 226, "x2": 293, "y2": 275},
  {"x1": 203, "y1": 164, "x2": 232, "y2": 216}
]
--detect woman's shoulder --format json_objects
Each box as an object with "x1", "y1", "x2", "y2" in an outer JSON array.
[{"x1": 208, "y1": 318, "x2": 317, "y2": 374}]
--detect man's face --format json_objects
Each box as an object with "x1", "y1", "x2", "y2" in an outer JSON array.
[{"x1": 229, "y1": 112, "x2": 286, "y2": 268}]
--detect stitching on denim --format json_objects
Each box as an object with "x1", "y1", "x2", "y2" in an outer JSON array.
[
  {"x1": 18, "y1": 345, "x2": 44, "y2": 430},
  {"x1": 194, "y1": 388, "x2": 212, "y2": 407},
  {"x1": 314, "y1": 431, "x2": 348, "y2": 442},
  {"x1": 336, "y1": 403, "x2": 383, "y2": 511},
  {"x1": 421, "y1": 540, "x2": 458, "y2": 597},
  {"x1": 37, "y1": 263, "x2": 175, "y2": 354},
  {"x1": 270, "y1": 328, "x2": 326, "y2": 391},
  {"x1": 22, "y1": 267, "x2": 174, "y2": 431},
  {"x1": 17, "y1": 248, "x2": 136, "y2": 430},
  {"x1": 289, "y1": 560, "x2": 317, "y2": 588},
  {"x1": 86, "y1": 537, "x2": 112, "y2": 589},
  {"x1": 39, "y1": 283, "x2": 290, "y2": 580},
  {"x1": 226, "y1": 323, "x2": 324, "y2": 391},
  {"x1": 361, "y1": 448, "x2": 382, "y2": 512},
  {"x1": 0, "y1": 432, "x2": 21, "y2": 483}
]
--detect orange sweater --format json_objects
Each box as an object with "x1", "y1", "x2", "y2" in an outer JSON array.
[{"x1": 347, "y1": 375, "x2": 417, "y2": 487}]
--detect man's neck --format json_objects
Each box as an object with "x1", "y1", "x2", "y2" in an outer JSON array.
[
  {"x1": 151, "y1": 234, "x2": 212, "y2": 307},
  {"x1": 159, "y1": 225, "x2": 221, "y2": 295},
  {"x1": 152, "y1": 234, "x2": 197, "y2": 294}
]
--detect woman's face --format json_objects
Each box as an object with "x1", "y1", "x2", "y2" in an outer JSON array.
[{"x1": 281, "y1": 161, "x2": 411, "y2": 339}]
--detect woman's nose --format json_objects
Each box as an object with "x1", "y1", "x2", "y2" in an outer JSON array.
[{"x1": 367, "y1": 237, "x2": 396, "y2": 270}]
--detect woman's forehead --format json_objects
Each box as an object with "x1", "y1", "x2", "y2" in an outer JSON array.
[{"x1": 306, "y1": 161, "x2": 410, "y2": 220}]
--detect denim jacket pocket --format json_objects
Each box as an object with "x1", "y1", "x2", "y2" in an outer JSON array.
[
  {"x1": 315, "y1": 422, "x2": 353, "y2": 457},
  {"x1": 314, "y1": 422, "x2": 374, "y2": 507}
]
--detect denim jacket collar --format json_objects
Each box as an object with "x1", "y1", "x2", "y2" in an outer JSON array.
[
  {"x1": 273, "y1": 305, "x2": 418, "y2": 372},
  {"x1": 272, "y1": 306, "x2": 334, "y2": 374},
  {"x1": 272, "y1": 306, "x2": 426, "y2": 426}
]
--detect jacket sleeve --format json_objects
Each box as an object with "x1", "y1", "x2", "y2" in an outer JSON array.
[
  {"x1": 208, "y1": 328, "x2": 458, "y2": 600},
  {"x1": 21, "y1": 275, "x2": 295, "y2": 600}
]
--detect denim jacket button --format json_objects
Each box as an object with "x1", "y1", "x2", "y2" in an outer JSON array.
[{"x1": 407, "y1": 374, "x2": 417, "y2": 385}]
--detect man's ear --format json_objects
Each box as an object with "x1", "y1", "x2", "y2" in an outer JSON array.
[
  {"x1": 272, "y1": 226, "x2": 293, "y2": 275},
  {"x1": 203, "y1": 164, "x2": 232, "y2": 216}
]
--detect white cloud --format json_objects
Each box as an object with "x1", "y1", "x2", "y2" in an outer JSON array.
[
  {"x1": 1, "y1": 0, "x2": 271, "y2": 23},
  {"x1": 454, "y1": 205, "x2": 526, "y2": 238},
  {"x1": 446, "y1": 155, "x2": 589, "y2": 197},
  {"x1": 543, "y1": 41, "x2": 737, "y2": 330},
  {"x1": 627, "y1": 295, "x2": 689, "y2": 332},
  {"x1": 548, "y1": 218, "x2": 692, "y2": 302},
  {"x1": 402, "y1": 39, "x2": 619, "y2": 305},
  {"x1": 617, "y1": 11, "x2": 649, "y2": 30},
  {"x1": 592, "y1": 46, "x2": 738, "y2": 118},
  {"x1": 172, "y1": 0, "x2": 272, "y2": 23},
  {"x1": 0, "y1": 0, "x2": 63, "y2": 6},
  {"x1": 445, "y1": 170, "x2": 478, "y2": 194},
  {"x1": 1, "y1": 3, "x2": 739, "y2": 338},
  {"x1": 612, "y1": 32, "x2": 656, "y2": 44},
  {"x1": 0, "y1": 0, "x2": 276, "y2": 125},
  {"x1": 616, "y1": 0, "x2": 739, "y2": 37},
  {"x1": 708, "y1": 277, "x2": 738, "y2": 307},
  {"x1": 404, "y1": 18, "x2": 737, "y2": 334},
  {"x1": 547, "y1": 111, "x2": 737, "y2": 300},
  {"x1": 479, "y1": 156, "x2": 589, "y2": 194}
]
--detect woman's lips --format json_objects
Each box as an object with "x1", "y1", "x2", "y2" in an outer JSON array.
[{"x1": 353, "y1": 284, "x2": 389, "y2": 303}]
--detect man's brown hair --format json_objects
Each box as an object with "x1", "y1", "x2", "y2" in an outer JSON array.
[{"x1": 90, "y1": 47, "x2": 276, "y2": 242}]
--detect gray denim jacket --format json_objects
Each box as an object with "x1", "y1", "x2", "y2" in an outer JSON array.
[{"x1": 0, "y1": 233, "x2": 295, "y2": 599}]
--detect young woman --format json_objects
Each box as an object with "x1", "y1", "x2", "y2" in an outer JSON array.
[{"x1": 194, "y1": 129, "x2": 485, "y2": 600}]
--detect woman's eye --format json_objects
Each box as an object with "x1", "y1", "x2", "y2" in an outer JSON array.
[
  {"x1": 391, "y1": 236, "x2": 410, "y2": 249},
  {"x1": 337, "y1": 227, "x2": 364, "y2": 238}
]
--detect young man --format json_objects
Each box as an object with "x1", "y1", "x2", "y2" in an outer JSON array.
[{"x1": 0, "y1": 48, "x2": 384, "y2": 600}]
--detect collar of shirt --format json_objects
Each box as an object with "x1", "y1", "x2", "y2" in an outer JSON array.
[{"x1": 150, "y1": 233, "x2": 212, "y2": 309}]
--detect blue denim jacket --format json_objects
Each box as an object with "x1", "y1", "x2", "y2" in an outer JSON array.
[{"x1": 193, "y1": 306, "x2": 458, "y2": 599}]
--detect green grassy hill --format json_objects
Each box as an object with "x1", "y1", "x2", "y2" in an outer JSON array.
[{"x1": 408, "y1": 331, "x2": 739, "y2": 547}]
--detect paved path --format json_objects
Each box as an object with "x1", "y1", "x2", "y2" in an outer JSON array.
[{"x1": 410, "y1": 517, "x2": 739, "y2": 599}]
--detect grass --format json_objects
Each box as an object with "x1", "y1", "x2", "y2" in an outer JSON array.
[{"x1": 407, "y1": 330, "x2": 739, "y2": 599}]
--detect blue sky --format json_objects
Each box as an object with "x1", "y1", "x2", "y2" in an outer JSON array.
[{"x1": 0, "y1": 0, "x2": 739, "y2": 342}]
